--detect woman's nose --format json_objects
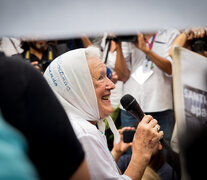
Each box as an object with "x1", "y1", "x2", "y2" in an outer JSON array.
[{"x1": 106, "y1": 77, "x2": 115, "y2": 89}]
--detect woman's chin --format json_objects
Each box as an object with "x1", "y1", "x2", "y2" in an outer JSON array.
[{"x1": 100, "y1": 107, "x2": 114, "y2": 119}]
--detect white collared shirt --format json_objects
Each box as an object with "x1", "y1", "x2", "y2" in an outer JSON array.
[{"x1": 121, "y1": 28, "x2": 180, "y2": 112}]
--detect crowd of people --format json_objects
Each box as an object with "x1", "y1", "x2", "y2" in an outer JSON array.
[{"x1": 0, "y1": 26, "x2": 207, "y2": 180}]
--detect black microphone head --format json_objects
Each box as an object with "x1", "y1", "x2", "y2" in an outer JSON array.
[
  {"x1": 121, "y1": 94, "x2": 144, "y2": 120},
  {"x1": 120, "y1": 94, "x2": 135, "y2": 110}
]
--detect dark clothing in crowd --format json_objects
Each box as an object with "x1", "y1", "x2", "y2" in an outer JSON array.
[
  {"x1": 180, "y1": 127, "x2": 207, "y2": 180},
  {"x1": 21, "y1": 44, "x2": 58, "y2": 72},
  {"x1": 117, "y1": 154, "x2": 178, "y2": 180},
  {"x1": 58, "y1": 38, "x2": 85, "y2": 50},
  {"x1": 0, "y1": 53, "x2": 85, "y2": 180}
]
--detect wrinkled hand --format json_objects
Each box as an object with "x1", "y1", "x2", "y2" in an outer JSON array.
[{"x1": 132, "y1": 115, "x2": 164, "y2": 158}]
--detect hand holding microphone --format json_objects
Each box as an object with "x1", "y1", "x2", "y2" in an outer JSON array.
[{"x1": 120, "y1": 94, "x2": 169, "y2": 150}]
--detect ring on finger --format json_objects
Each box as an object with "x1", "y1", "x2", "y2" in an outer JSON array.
[{"x1": 155, "y1": 124, "x2": 160, "y2": 132}]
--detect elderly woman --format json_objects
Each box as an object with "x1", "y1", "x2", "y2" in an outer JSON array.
[{"x1": 44, "y1": 46, "x2": 163, "y2": 180}]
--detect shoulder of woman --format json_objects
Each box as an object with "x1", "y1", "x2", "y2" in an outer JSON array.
[{"x1": 69, "y1": 114, "x2": 100, "y2": 138}]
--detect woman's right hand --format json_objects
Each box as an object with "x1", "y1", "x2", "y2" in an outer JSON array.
[
  {"x1": 132, "y1": 115, "x2": 164, "y2": 160},
  {"x1": 124, "y1": 115, "x2": 164, "y2": 180}
]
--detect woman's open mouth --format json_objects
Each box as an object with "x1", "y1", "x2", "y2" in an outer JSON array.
[{"x1": 101, "y1": 95, "x2": 110, "y2": 100}]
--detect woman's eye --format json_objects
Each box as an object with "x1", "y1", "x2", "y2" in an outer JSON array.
[{"x1": 98, "y1": 75, "x2": 104, "y2": 80}]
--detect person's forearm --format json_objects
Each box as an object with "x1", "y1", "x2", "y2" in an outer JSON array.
[
  {"x1": 124, "y1": 152, "x2": 151, "y2": 180},
  {"x1": 115, "y1": 43, "x2": 130, "y2": 82},
  {"x1": 81, "y1": 36, "x2": 92, "y2": 48},
  {"x1": 169, "y1": 32, "x2": 188, "y2": 58},
  {"x1": 124, "y1": 114, "x2": 163, "y2": 180},
  {"x1": 111, "y1": 148, "x2": 122, "y2": 163},
  {"x1": 144, "y1": 48, "x2": 172, "y2": 75}
]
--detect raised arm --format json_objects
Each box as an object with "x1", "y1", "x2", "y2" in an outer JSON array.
[
  {"x1": 169, "y1": 29, "x2": 192, "y2": 58},
  {"x1": 135, "y1": 33, "x2": 172, "y2": 75},
  {"x1": 81, "y1": 36, "x2": 92, "y2": 48},
  {"x1": 169, "y1": 27, "x2": 206, "y2": 57},
  {"x1": 115, "y1": 42, "x2": 130, "y2": 82}
]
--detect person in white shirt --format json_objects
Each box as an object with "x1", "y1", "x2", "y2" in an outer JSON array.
[
  {"x1": 44, "y1": 46, "x2": 163, "y2": 180},
  {"x1": 115, "y1": 28, "x2": 180, "y2": 144}
]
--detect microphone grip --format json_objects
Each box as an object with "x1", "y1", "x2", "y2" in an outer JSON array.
[
  {"x1": 128, "y1": 109, "x2": 144, "y2": 122},
  {"x1": 128, "y1": 110, "x2": 170, "y2": 150}
]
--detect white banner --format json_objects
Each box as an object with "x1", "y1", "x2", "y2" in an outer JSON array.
[
  {"x1": 0, "y1": 0, "x2": 207, "y2": 39},
  {"x1": 172, "y1": 46, "x2": 207, "y2": 180}
]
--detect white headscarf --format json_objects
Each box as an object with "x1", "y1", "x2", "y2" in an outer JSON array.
[{"x1": 44, "y1": 48, "x2": 120, "y2": 144}]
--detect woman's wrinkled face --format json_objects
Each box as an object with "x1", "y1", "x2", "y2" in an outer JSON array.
[{"x1": 88, "y1": 58, "x2": 115, "y2": 118}]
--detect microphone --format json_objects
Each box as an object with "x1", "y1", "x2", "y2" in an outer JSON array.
[
  {"x1": 120, "y1": 94, "x2": 144, "y2": 122},
  {"x1": 120, "y1": 94, "x2": 170, "y2": 150}
]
